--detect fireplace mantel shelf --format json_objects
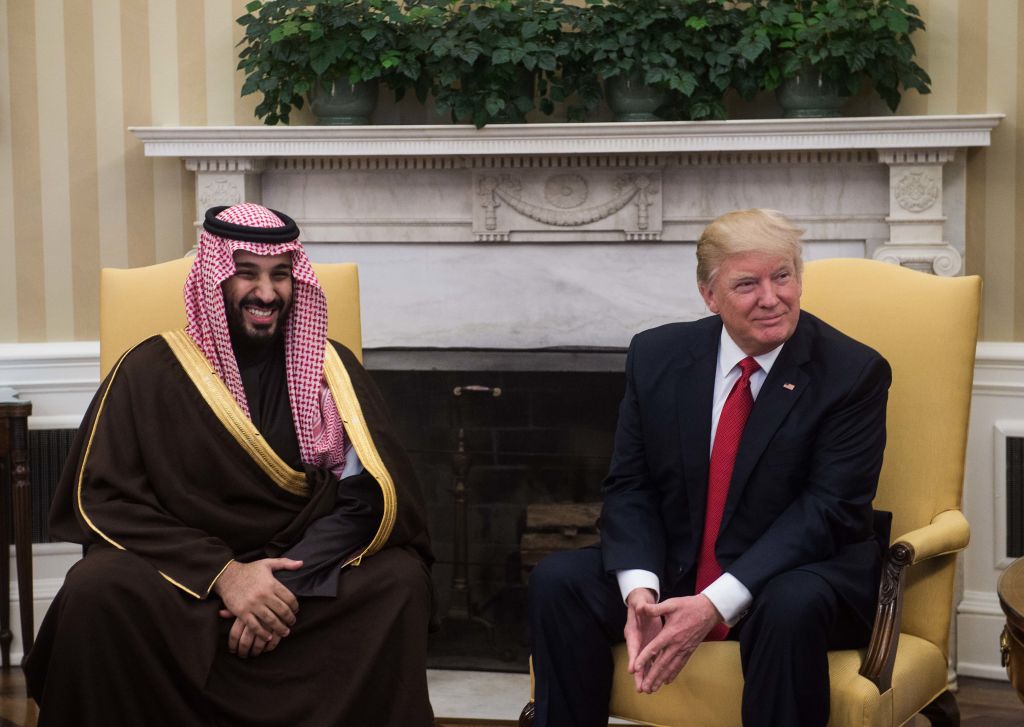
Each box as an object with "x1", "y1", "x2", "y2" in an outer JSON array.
[
  {"x1": 132, "y1": 114, "x2": 1000, "y2": 349},
  {"x1": 131, "y1": 115, "x2": 1002, "y2": 159}
]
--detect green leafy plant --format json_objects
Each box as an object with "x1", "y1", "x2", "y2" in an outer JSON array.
[
  {"x1": 237, "y1": 0, "x2": 416, "y2": 124},
  {"x1": 420, "y1": 0, "x2": 574, "y2": 128},
  {"x1": 563, "y1": 0, "x2": 752, "y2": 121},
  {"x1": 744, "y1": 0, "x2": 931, "y2": 111}
]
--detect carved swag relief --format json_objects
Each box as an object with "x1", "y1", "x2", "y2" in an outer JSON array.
[{"x1": 474, "y1": 170, "x2": 662, "y2": 241}]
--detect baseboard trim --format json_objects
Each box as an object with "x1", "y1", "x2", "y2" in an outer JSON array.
[
  {"x1": 959, "y1": 589, "x2": 1003, "y2": 618},
  {"x1": 957, "y1": 661, "x2": 1009, "y2": 681}
]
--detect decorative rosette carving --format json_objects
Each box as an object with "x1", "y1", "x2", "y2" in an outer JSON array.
[
  {"x1": 894, "y1": 170, "x2": 940, "y2": 213},
  {"x1": 544, "y1": 174, "x2": 588, "y2": 209}
]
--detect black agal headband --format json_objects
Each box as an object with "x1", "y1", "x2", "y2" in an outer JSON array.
[{"x1": 203, "y1": 206, "x2": 300, "y2": 243}]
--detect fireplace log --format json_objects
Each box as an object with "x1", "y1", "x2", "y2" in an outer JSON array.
[{"x1": 520, "y1": 502, "x2": 601, "y2": 570}]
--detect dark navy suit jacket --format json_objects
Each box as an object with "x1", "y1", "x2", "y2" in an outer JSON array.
[{"x1": 600, "y1": 311, "x2": 891, "y2": 624}]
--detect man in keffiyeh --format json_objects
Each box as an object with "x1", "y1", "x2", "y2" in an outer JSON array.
[{"x1": 26, "y1": 203, "x2": 435, "y2": 727}]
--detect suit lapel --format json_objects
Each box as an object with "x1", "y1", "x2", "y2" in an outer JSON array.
[
  {"x1": 720, "y1": 315, "x2": 812, "y2": 532},
  {"x1": 676, "y1": 319, "x2": 720, "y2": 547}
]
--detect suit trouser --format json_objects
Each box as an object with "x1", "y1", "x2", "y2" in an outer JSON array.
[{"x1": 528, "y1": 546, "x2": 872, "y2": 727}]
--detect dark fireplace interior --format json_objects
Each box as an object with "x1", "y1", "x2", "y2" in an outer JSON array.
[{"x1": 369, "y1": 350, "x2": 625, "y2": 672}]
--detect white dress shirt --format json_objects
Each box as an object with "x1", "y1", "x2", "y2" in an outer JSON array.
[
  {"x1": 340, "y1": 441, "x2": 364, "y2": 479},
  {"x1": 616, "y1": 328, "x2": 785, "y2": 626}
]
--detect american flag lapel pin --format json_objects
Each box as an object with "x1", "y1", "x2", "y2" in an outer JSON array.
[{"x1": 783, "y1": 383, "x2": 796, "y2": 391}]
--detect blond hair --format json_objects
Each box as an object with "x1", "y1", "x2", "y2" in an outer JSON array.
[{"x1": 696, "y1": 209, "x2": 804, "y2": 286}]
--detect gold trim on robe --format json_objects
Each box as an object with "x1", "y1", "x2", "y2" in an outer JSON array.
[
  {"x1": 323, "y1": 344, "x2": 397, "y2": 565},
  {"x1": 162, "y1": 330, "x2": 309, "y2": 498},
  {"x1": 75, "y1": 343, "x2": 212, "y2": 599},
  {"x1": 76, "y1": 347, "x2": 135, "y2": 550}
]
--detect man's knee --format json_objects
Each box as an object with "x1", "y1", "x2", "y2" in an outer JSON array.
[
  {"x1": 58, "y1": 548, "x2": 160, "y2": 620},
  {"x1": 359, "y1": 547, "x2": 432, "y2": 612},
  {"x1": 528, "y1": 547, "x2": 629, "y2": 644},
  {"x1": 529, "y1": 550, "x2": 575, "y2": 597},
  {"x1": 529, "y1": 548, "x2": 602, "y2": 612},
  {"x1": 744, "y1": 570, "x2": 838, "y2": 639}
]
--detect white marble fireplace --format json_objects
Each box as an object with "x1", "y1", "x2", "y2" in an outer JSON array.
[{"x1": 132, "y1": 115, "x2": 1000, "y2": 352}]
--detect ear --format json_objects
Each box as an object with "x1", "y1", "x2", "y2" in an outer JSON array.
[{"x1": 698, "y1": 282, "x2": 719, "y2": 314}]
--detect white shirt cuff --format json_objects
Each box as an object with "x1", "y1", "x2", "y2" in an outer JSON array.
[
  {"x1": 701, "y1": 572, "x2": 752, "y2": 626},
  {"x1": 616, "y1": 569, "x2": 660, "y2": 604}
]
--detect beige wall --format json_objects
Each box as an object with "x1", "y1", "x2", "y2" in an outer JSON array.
[{"x1": 1, "y1": 0, "x2": 1022, "y2": 342}]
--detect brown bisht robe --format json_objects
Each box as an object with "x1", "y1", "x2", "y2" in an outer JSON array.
[{"x1": 24, "y1": 332, "x2": 434, "y2": 727}]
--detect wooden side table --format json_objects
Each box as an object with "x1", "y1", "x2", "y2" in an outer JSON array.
[
  {"x1": 998, "y1": 557, "x2": 1024, "y2": 704},
  {"x1": 0, "y1": 389, "x2": 32, "y2": 669}
]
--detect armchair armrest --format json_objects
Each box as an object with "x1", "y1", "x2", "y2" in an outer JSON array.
[
  {"x1": 859, "y1": 509, "x2": 971, "y2": 692},
  {"x1": 897, "y1": 509, "x2": 971, "y2": 564}
]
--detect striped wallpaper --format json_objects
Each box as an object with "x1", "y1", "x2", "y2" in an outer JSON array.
[{"x1": 1, "y1": 0, "x2": 1022, "y2": 342}]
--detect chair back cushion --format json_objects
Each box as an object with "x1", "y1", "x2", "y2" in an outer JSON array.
[
  {"x1": 801, "y1": 258, "x2": 981, "y2": 653},
  {"x1": 99, "y1": 257, "x2": 362, "y2": 377}
]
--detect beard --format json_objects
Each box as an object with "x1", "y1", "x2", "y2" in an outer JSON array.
[{"x1": 225, "y1": 294, "x2": 290, "y2": 348}]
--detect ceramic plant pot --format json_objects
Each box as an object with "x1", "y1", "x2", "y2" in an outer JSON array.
[
  {"x1": 309, "y1": 79, "x2": 379, "y2": 125},
  {"x1": 605, "y1": 71, "x2": 668, "y2": 122},
  {"x1": 776, "y1": 66, "x2": 847, "y2": 118}
]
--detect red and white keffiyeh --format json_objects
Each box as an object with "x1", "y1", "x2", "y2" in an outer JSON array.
[{"x1": 183, "y1": 203, "x2": 346, "y2": 477}]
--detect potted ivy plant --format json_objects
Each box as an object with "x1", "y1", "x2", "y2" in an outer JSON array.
[
  {"x1": 420, "y1": 0, "x2": 573, "y2": 128},
  {"x1": 743, "y1": 0, "x2": 931, "y2": 118},
  {"x1": 565, "y1": 0, "x2": 746, "y2": 122},
  {"x1": 237, "y1": 0, "x2": 415, "y2": 125}
]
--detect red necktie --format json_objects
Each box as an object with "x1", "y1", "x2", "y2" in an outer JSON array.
[{"x1": 696, "y1": 356, "x2": 760, "y2": 640}]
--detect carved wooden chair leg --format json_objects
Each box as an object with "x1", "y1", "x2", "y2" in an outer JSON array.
[
  {"x1": 919, "y1": 689, "x2": 960, "y2": 727},
  {"x1": 519, "y1": 700, "x2": 535, "y2": 727}
]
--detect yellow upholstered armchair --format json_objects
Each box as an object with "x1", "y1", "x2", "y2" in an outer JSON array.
[
  {"x1": 522, "y1": 258, "x2": 981, "y2": 727},
  {"x1": 99, "y1": 256, "x2": 362, "y2": 376}
]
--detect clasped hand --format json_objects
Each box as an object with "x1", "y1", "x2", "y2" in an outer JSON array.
[
  {"x1": 624, "y1": 589, "x2": 722, "y2": 694},
  {"x1": 213, "y1": 558, "x2": 303, "y2": 659}
]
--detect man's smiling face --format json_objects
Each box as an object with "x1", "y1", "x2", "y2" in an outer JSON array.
[
  {"x1": 699, "y1": 250, "x2": 802, "y2": 356},
  {"x1": 222, "y1": 249, "x2": 293, "y2": 345}
]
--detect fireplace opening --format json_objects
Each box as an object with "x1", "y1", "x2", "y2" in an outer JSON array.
[{"x1": 367, "y1": 349, "x2": 626, "y2": 672}]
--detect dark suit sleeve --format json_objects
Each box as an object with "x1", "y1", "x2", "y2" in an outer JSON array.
[
  {"x1": 726, "y1": 353, "x2": 891, "y2": 597},
  {"x1": 600, "y1": 336, "x2": 667, "y2": 577}
]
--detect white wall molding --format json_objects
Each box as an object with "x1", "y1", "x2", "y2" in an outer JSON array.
[
  {"x1": 957, "y1": 587, "x2": 1010, "y2": 680},
  {"x1": 0, "y1": 341, "x2": 99, "y2": 428},
  {"x1": 960, "y1": 589, "x2": 1004, "y2": 618},
  {"x1": 973, "y1": 343, "x2": 1024, "y2": 396}
]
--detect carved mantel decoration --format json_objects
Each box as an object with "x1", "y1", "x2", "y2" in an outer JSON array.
[
  {"x1": 131, "y1": 116, "x2": 1000, "y2": 351},
  {"x1": 474, "y1": 169, "x2": 662, "y2": 242}
]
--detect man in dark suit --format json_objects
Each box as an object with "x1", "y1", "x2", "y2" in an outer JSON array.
[{"x1": 528, "y1": 209, "x2": 890, "y2": 727}]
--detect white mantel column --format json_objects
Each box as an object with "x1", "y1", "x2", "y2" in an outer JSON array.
[
  {"x1": 873, "y1": 149, "x2": 960, "y2": 276},
  {"x1": 185, "y1": 158, "x2": 266, "y2": 230}
]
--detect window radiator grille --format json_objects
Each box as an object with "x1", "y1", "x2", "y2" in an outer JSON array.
[
  {"x1": 27, "y1": 429, "x2": 77, "y2": 543},
  {"x1": 1008, "y1": 436, "x2": 1024, "y2": 558}
]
